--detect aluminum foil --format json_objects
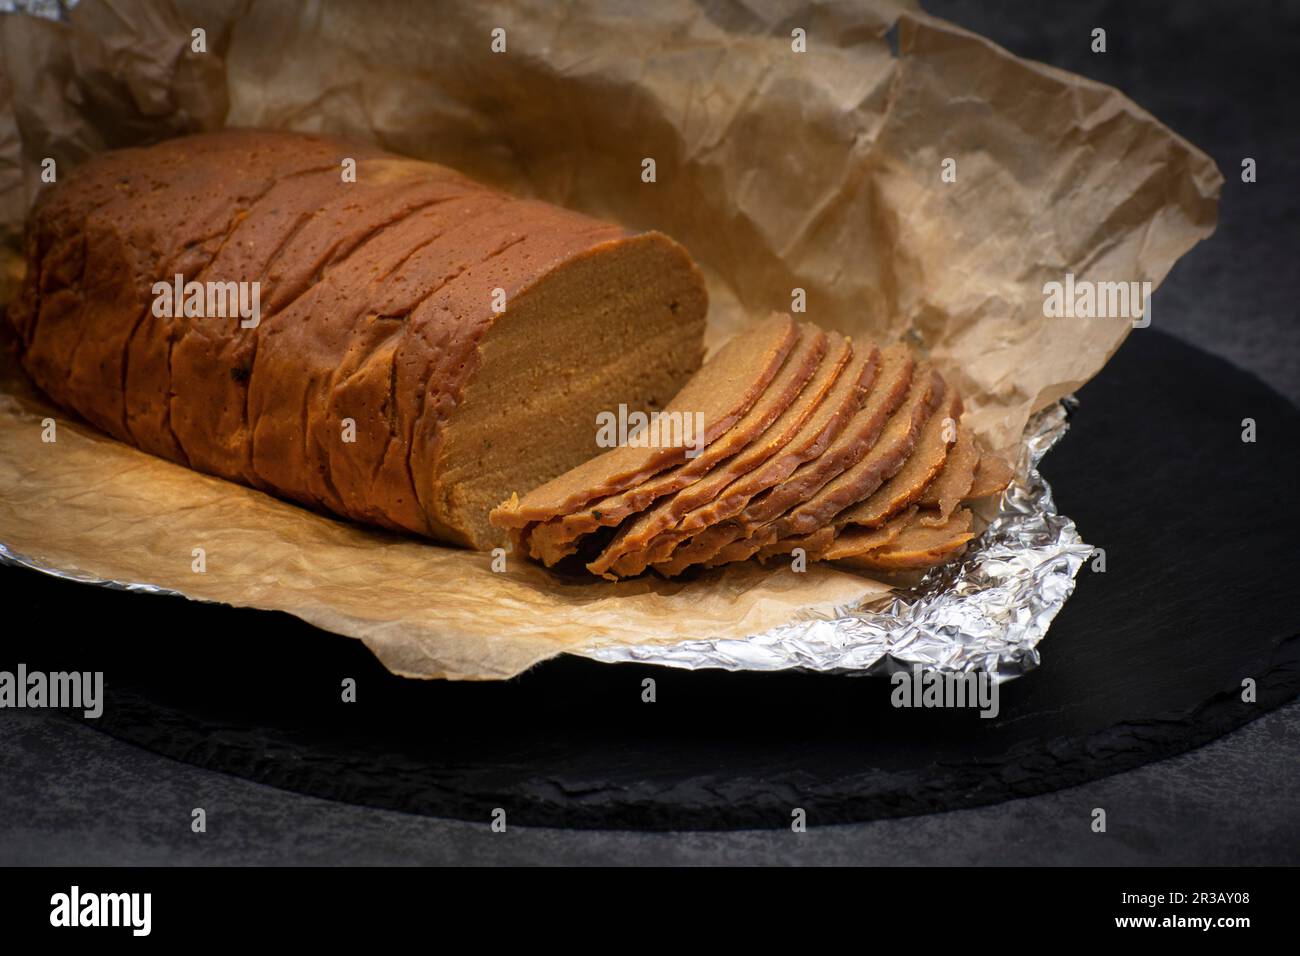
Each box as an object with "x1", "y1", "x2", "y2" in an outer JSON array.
[
  {"x1": 580, "y1": 398, "x2": 1092, "y2": 681},
  {"x1": 0, "y1": 400, "x2": 1090, "y2": 683}
]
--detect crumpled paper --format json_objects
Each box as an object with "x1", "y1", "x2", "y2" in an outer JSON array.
[{"x1": 0, "y1": 0, "x2": 1220, "y2": 679}]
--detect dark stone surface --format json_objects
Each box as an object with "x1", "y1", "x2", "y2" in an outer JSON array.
[
  {"x1": 1, "y1": 0, "x2": 1297, "y2": 862},
  {"x1": 1, "y1": 704, "x2": 1294, "y2": 865}
]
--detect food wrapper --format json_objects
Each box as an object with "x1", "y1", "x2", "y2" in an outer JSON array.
[{"x1": 0, "y1": 0, "x2": 1220, "y2": 679}]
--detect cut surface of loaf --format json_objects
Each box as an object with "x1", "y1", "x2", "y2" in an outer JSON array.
[
  {"x1": 492, "y1": 319, "x2": 1016, "y2": 582},
  {"x1": 9, "y1": 129, "x2": 709, "y2": 549}
]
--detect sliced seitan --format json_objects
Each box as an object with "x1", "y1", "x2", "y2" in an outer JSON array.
[
  {"x1": 731, "y1": 353, "x2": 923, "y2": 533},
  {"x1": 626, "y1": 526, "x2": 717, "y2": 578},
  {"x1": 701, "y1": 533, "x2": 773, "y2": 569},
  {"x1": 583, "y1": 332, "x2": 862, "y2": 576},
  {"x1": 638, "y1": 349, "x2": 923, "y2": 578},
  {"x1": 772, "y1": 369, "x2": 950, "y2": 539},
  {"x1": 834, "y1": 509, "x2": 975, "y2": 571},
  {"x1": 667, "y1": 332, "x2": 856, "y2": 516},
  {"x1": 525, "y1": 322, "x2": 827, "y2": 565},
  {"x1": 668, "y1": 339, "x2": 884, "y2": 535},
  {"x1": 694, "y1": 367, "x2": 943, "y2": 571},
  {"x1": 917, "y1": 426, "x2": 981, "y2": 526},
  {"x1": 836, "y1": 383, "x2": 961, "y2": 529},
  {"x1": 592, "y1": 338, "x2": 880, "y2": 578},
  {"x1": 490, "y1": 311, "x2": 798, "y2": 533}
]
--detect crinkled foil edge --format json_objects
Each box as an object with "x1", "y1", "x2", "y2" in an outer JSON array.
[
  {"x1": 579, "y1": 398, "x2": 1091, "y2": 680},
  {"x1": 0, "y1": 401, "x2": 1089, "y2": 683}
]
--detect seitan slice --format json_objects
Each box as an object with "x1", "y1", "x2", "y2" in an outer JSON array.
[
  {"x1": 525, "y1": 323, "x2": 827, "y2": 565},
  {"x1": 738, "y1": 374, "x2": 951, "y2": 567},
  {"x1": 835, "y1": 509, "x2": 975, "y2": 571},
  {"x1": 490, "y1": 311, "x2": 799, "y2": 531},
  {"x1": 583, "y1": 332, "x2": 862, "y2": 576},
  {"x1": 814, "y1": 506, "x2": 918, "y2": 561},
  {"x1": 917, "y1": 426, "x2": 981, "y2": 526},
  {"x1": 836, "y1": 384, "x2": 961, "y2": 529},
  {"x1": 649, "y1": 522, "x2": 744, "y2": 577},
  {"x1": 702, "y1": 533, "x2": 773, "y2": 569},
  {"x1": 963, "y1": 453, "x2": 1016, "y2": 500},
  {"x1": 755, "y1": 526, "x2": 837, "y2": 562},
  {"x1": 640, "y1": 350, "x2": 924, "y2": 578}
]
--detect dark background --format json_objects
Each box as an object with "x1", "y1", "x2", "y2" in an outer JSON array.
[{"x1": 1, "y1": 0, "x2": 1297, "y2": 863}]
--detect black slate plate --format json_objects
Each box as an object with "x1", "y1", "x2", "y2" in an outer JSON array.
[{"x1": 2, "y1": 328, "x2": 1297, "y2": 830}]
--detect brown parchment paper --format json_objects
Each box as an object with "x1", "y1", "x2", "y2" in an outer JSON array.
[{"x1": 0, "y1": 0, "x2": 1221, "y2": 679}]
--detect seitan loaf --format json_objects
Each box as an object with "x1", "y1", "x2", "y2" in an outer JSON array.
[
  {"x1": 16, "y1": 129, "x2": 1018, "y2": 582},
  {"x1": 10, "y1": 129, "x2": 711, "y2": 548}
]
